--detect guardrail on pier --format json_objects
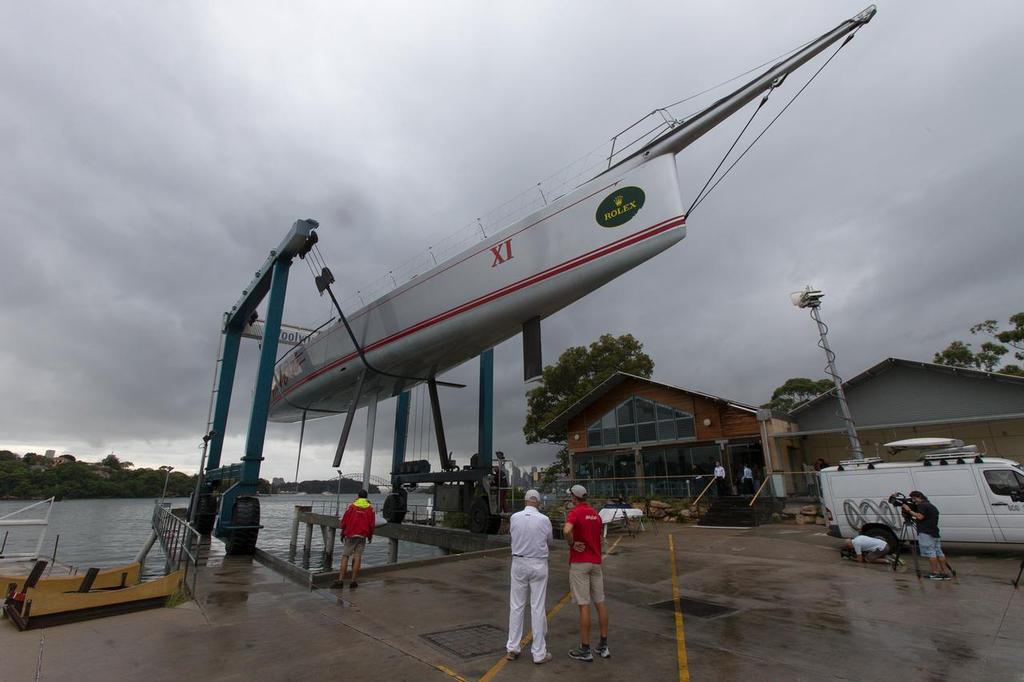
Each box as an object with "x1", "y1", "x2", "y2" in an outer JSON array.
[{"x1": 152, "y1": 502, "x2": 202, "y2": 595}]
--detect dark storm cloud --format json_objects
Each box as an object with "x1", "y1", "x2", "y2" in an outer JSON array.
[{"x1": 2, "y1": 2, "x2": 1022, "y2": 477}]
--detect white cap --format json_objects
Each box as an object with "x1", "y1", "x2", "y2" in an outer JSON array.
[
  {"x1": 524, "y1": 489, "x2": 541, "y2": 501},
  {"x1": 566, "y1": 484, "x2": 587, "y2": 498}
]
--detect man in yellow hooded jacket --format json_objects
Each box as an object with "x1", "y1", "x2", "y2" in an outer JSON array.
[{"x1": 338, "y1": 490, "x2": 376, "y2": 588}]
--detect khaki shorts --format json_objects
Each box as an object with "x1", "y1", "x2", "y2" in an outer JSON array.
[
  {"x1": 341, "y1": 536, "x2": 367, "y2": 557},
  {"x1": 569, "y1": 562, "x2": 604, "y2": 605}
]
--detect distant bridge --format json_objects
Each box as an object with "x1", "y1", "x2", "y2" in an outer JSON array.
[{"x1": 339, "y1": 473, "x2": 393, "y2": 492}]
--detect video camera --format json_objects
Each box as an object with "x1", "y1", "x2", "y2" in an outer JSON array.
[{"x1": 887, "y1": 492, "x2": 917, "y2": 522}]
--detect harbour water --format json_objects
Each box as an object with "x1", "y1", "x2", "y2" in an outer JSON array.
[{"x1": 0, "y1": 493, "x2": 440, "y2": 578}]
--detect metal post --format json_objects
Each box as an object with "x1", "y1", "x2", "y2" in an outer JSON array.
[
  {"x1": 336, "y1": 470, "x2": 343, "y2": 516},
  {"x1": 206, "y1": 327, "x2": 242, "y2": 471},
  {"x1": 362, "y1": 395, "x2": 378, "y2": 491},
  {"x1": 478, "y1": 348, "x2": 494, "y2": 470},
  {"x1": 333, "y1": 371, "x2": 367, "y2": 468},
  {"x1": 388, "y1": 537, "x2": 398, "y2": 564},
  {"x1": 808, "y1": 305, "x2": 864, "y2": 459},
  {"x1": 391, "y1": 391, "x2": 411, "y2": 479},
  {"x1": 160, "y1": 466, "x2": 174, "y2": 501}
]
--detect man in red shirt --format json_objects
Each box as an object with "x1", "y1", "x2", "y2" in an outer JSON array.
[
  {"x1": 338, "y1": 490, "x2": 375, "y2": 588},
  {"x1": 563, "y1": 484, "x2": 609, "y2": 662}
]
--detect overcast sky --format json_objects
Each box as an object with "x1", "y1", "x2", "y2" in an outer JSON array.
[{"x1": 2, "y1": 1, "x2": 1022, "y2": 481}]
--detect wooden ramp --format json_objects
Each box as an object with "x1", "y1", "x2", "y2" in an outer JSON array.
[{"x1": 0, "y1": 562, "x2": 140, "y2": 593}]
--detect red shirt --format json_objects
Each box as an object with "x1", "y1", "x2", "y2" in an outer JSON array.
[
  {"x1": 566, "y1": 502, "x2": 602, "y2": 564},
  {"x1": 340, "y1": 503, "x2": 375, "y2": 540}
]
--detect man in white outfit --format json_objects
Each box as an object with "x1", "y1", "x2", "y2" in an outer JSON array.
[{"x1": 505, "y1": 489, "x2": 553, "y2": 665}]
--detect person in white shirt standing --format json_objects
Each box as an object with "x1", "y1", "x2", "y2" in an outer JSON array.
[
  {"x1": 714, "y1": 461, "x2": 728, "y2": 496},
  {"x1": 505, "y1": 489, "x2": 554, "y2": 665}
]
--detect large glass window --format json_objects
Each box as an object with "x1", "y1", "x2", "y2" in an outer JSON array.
[
  {"x1": 574, "y1": 453, "x2": 592, "y2": 479},
  {"x1": 581, "y1": 397, "x2": 696, "y2": 448},
  {"x1": 643, "y1": 449, "x2": 666, "y2": 478},
  {"x1": 615, "y1": 452, "x2": 637, "y2": 478}
]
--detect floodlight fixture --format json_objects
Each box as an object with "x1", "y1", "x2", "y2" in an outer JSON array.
[{"x1": 790, "y1": 286, "x2": 824, "y2": 309}]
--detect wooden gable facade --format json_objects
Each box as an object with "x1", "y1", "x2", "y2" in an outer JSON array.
[{"x1": 565, "y1": 376, "x2": 760, "y2": 453}]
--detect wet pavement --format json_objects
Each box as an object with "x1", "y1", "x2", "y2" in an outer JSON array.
[{"x1": 1, "y1": 524, "x2": 1022, "y2": 680}]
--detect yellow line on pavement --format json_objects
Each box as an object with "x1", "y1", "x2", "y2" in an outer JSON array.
[
  {"x1": 434, "y1": 664, "x2": 468, "y2": 681},
  {"x1": 668, "y1": 534, "x2": 690, "y2": 682},
  {"x1": 479, "y1": 534, "x2": 624, "y2": 680}
]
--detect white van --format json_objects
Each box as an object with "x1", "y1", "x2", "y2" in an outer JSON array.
[{"x1": 819, "y1": 438, "x2": 1024, "y2": 551}]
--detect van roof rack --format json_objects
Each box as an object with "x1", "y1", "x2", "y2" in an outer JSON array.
[
  {"x1": 836, "y1": 457, "x2": 884, "y2": 470},
  {"x1": 921, "y1": 448, "x2": 984, "y2": 465}
]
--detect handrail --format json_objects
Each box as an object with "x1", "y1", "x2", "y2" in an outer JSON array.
[
  {"x1": 152, "y1": 503, "x2": 202, "y2": 595},
  {"x1": 690, "y1": 477, "x2": 718, "y2": 509},
  {"x1": 749, "y1": 477, "x2": 772, "y2": 507}
]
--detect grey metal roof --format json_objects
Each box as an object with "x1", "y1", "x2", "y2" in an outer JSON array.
[
  {"x1": 542, "y1": 372, "x2": 757, "y2": 434},
  {"x1": 788, "y1": 358, "x2": 1024, "y2": 432}
]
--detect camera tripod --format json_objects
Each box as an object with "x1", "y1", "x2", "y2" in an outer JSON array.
[{"x1": 890, "y1": 517, "x2": 956, "y2": 579}]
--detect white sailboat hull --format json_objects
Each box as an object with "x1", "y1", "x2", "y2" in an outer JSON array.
[{"x1": 269, "y1": 153, "x2": 685, "y2": 422}]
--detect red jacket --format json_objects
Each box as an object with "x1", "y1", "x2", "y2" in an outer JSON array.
[{"x1": 341, "y1": 502, "x2": 375, "y2": 540}]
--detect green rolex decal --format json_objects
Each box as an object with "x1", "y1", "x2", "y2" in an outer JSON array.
[{"x1": 595, "y1": 186, "x2": 645, "y2": 227}]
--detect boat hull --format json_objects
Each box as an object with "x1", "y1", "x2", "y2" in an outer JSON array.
[{"x1": 269, "y1": 153, "x2": 685, "y2": 422}]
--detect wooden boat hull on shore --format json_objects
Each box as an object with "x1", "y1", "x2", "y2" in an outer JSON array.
[
  {"x1": 0, "y1": 562, "x2": 140, "y2": 593},
  {"x1": 3, "y1": 569, "x2": 182, "y2": 631}
]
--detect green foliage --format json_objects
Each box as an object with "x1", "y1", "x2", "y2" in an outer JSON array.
[
  {"x1": 0, "y1": 453, "x2": 197, "y2": 500},
  {"x1": 524, "y1": 333, "x2": 654, "y2": 445},
  {"x1": 540, "y1": 447, "x2": 569, "y2": 489},
  {"x1": 763, "y1": 377, "x2": 834, "y2": 413},
  {"x1": 934, "y1": 313, "x2": 1024, "y2": 376}
]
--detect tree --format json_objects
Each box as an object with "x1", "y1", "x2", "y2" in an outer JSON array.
[
  {"x1": 934, "y1": 313, "x2": 1024, "y2": 376},
  {"x1": 524, "y1": 333, "x2": 654, "y2": 445},
  {"x1": 763, "y1": 377, "x2": 834, "y2": 413}
]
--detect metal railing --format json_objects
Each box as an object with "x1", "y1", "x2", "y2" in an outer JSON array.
[
  {"x1": 152, "y1": 503, "x2": 202, "y2": 595},
  {"x1": 0, "y1": 497, "x2": 55, "y2": 561}
]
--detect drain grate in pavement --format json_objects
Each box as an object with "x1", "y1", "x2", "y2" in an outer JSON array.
[
  {"x1": 649, "y1": 597, "x2": 737, "y2": 618},
  {"x1": 421, "y1": 624, "x2": 506, "y2": 659}
]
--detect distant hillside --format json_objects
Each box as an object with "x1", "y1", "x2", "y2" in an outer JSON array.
[{"x1": 286, "y1": 478, "x2": 380, "y2": 495}]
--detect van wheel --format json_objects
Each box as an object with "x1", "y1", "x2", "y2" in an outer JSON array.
[{"x1": 864, "y1": 526, "x2": 899, "y2": 554}]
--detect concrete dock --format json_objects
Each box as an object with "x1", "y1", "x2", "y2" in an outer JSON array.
[{"x1": 2, "y1": 524, "x2": 1022, "y2": 680}]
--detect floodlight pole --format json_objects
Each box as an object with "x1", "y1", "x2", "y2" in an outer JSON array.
[
  {"x1": 792, "y1": 287, "x2": 863, "y2": 460},
  {"x1": 803, "y1": 297, "x2": 864, "y2": 460}
]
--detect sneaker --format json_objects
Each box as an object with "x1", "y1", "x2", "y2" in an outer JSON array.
[
  {"x1": 939, "y1": 573, "x2": 953, "y2": 581},
  {"x1": 926, "y1": 573, "x2": 945, "y2": 580},
  {"x1": 349, "y1": 581, "x2": 359, "y2": 589},
  {"x1": 506, "y1": 650, "x2": 520, "y2": 661},
  {"x1": 596, "y1": 643, "x2": 610, "y2": 659},
  {"x1": 568, "y1": 647, "x2": 594, "y2": 662},
  {"x1": 331, "y1": 580, "x2": 345, "y2": 589},
  {"x1": 533, "y1": 653, "x2": 552, "y2": 665}
]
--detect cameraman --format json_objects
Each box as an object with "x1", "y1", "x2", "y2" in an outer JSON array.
[{"x1": 901, "y1": 490, "x2": 951, "y2": 580}]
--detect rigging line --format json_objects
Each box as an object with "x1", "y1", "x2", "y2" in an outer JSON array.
[
  {"x1": 685, "y1": 88, "x2": 773, "y2": 218},
  {"x1": 663, "y1": 36, "x2": 817, "y2": 110},
  {"x1": 275, "y1": 317, "x2": 336, "y2": 367},
  {"x1": 685, "y1": 31, "x2": 859, "y2": 217}
]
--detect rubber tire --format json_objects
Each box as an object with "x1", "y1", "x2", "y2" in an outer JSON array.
[
  {"x1": 383, "y1": 491, "x2": 407, "y2": 524},
  {"x1": 468, "y1": 496, "x2": 492, "y2": 535},
  {"x1": 486, "y1": 514, "x2": 502, "y2": 535},
  {"x1": 194, "y1": 493, "x2": 217, "y2": 535},
  {"x1": 226, "y1": 496, "x2": 260, "y2": 555},
  {"x1": 863, "y1": 526, "x2": 899, "y2": 554}
]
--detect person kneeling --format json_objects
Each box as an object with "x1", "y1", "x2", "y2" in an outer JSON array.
[{"x1": 843, "y1": 532, "x2": 891, "y2": 563}]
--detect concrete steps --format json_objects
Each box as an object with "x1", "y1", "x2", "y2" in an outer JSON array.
[{"x1": 698, "y1": 496, "x2": 773, "y2": 527}]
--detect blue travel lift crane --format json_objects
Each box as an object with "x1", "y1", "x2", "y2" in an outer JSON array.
[
  {"x1": 192, "y1": 219, "x2": 516, "y2": 552},
  {"x1": 193, "y1": 219, "x2": 319, "y2": 553}
]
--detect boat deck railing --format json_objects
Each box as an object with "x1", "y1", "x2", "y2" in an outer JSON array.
[{"x1": 152, "y1": 502, "x2": 202, "y2": 595}]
